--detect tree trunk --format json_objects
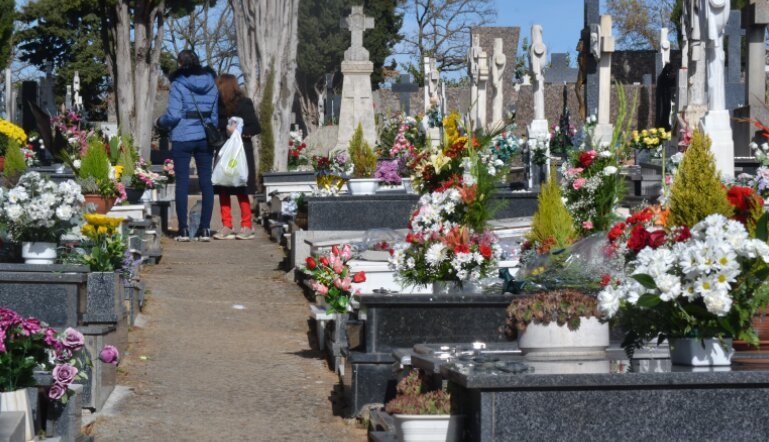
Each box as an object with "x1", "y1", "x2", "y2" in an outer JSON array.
[
  {"x1": 230, "y1": 0, "x2": 299, "y2": 172},
  {"x1": 103, "y1": 1, "x2": 134, "y2": 138}
]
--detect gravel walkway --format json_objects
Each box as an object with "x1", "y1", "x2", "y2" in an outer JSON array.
[{"x1": 91, "y1": 227, "x2": 366, "y2": 441}]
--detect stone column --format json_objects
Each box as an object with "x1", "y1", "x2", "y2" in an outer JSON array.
[
  {"x1": 491, "y1": 38, "x2": 506, "y2": 130},
  {"x1": 423, "y1": 56, "x2": 431, "y2": 113},
  {"x1": 476, "y1": 50, "x2": 489, "y2": 131},
  {"x1": 684, "y1": 0, "x2": 708, "y2": 129},
  {"x1": 467, "y1": 33, "x2": 481, "y2": 128}
]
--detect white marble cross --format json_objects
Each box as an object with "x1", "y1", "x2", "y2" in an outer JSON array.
[{"x1": 342, "y1": 6, "x2": 375, "y2": 62}]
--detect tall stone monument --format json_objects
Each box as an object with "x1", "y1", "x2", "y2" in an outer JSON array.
[
  {"x1": 684, "y1": 0, "x2": 708, "y2": 130},
  {"x1": 734, "y1": 0, "x2": 769, "y2": 157},
  {"x1": 73, "y1": 71, "x2": 83, "y2": 111},
  {"x1": 336, "y1": 6, "x2": 377, "y2": 149},
  {"x1": 699, "y1": 0, "x2": 734, "y2": 177},
  {"x1": 581, "y1": 0, "x2": 601, "y2": 120},
  {"x1": 476, "y1": 48, "x2": 489, "y2": 130},
  {"x1": 467, "y1": 33, "x2": 482, "y2": 128},
  {"x1": 593, "y1": 15, "x2": 615, "y2": 145},
  {"x1": 528, "y1": 25, "x2": 548, "y2": 139},
  {"x1": 660, "y1": 28, "x2": 671, "y2": 67},
  {"x1": 424, "y1": 57, "x2": 440, "y2": 112},
  {"x1": 490, "y1": 38, "x2": 506, "y2": 130}
]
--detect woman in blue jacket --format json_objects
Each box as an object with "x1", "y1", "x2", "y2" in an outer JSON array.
[{"x1": 157, "y1": 50, "x2": 218, "y2": 241}]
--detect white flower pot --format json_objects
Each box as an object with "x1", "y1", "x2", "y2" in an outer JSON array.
[
  {"x1": 392, "y1": 414, "x2": 462, "y2": 442},
  {"x1": 0, "y1": 388, "x2": 35, "y2": 442},
  {"x1": 402, "y1": 177, "x2": 415, "y2": 194},
  {"x1": 517, "y1": 317, "x2": 609, "y2": 360},
  {"x1": 432, "y1": 280, "x2": 483, "y2": 295},
  {"x1": 21, "y1": 241, "x2": 57, "y2": 265},
  {"x1": 347, "y1": 178, "x2": 379, "y2": 195},
  {"x1": 669, "y1": 338, "x2": 734, "y2": 366}
]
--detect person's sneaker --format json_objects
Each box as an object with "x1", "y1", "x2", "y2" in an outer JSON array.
[
  {"x1": 175, "y1": 228, "x2": 190, "y2": 242},
  {"x1": 194, "y1": 228, "x2": 212, "y2": 242},
  {"x1": 236, "y1": 227, "x2": 256, "y2": 240},
  {"x1": 213, "y1": 226, "x2": 236, "y2": 240}
]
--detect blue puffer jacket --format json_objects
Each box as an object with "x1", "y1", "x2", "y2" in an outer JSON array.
[{"x1": 158, "y1": 66, "x2": 219, "y2": 142}]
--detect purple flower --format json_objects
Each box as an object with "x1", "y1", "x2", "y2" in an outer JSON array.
[
  {"x1": 0, "y1": 328, "x2": 5, "y2": 353},
  {"x1": 60, "y1": 327, "x2": 84, "y2": 351},
  {"x1": 55, "y1": 348, "x2": 73, "y2": 362},
  {"x1": 48, "y1": 383, "x2": 68, "y2": 400},
  {"x1": 375, "y1": 160, "x2": 402, "y2": 185},
  {"x1": 43, "y1": 327, "x2": 61, "y2": 350},
  {"x1": 99, "y1": 345, "x2": 120, "y2": 365},
  {"x1": 52, "y1": 363, "x2": 78, "y2": 385},
  {"x1": 21, "y1": 318, "x2": 41, "y2": 336}
]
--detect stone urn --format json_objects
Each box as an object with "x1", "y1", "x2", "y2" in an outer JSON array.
[{"x1": 517, "y1": 317, "x2": 609, "y2": 360}]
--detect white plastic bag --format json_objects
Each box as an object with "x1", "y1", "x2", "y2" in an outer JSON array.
[{"x1": 212, "y1": 121, "x2": 248, "y2": 187}]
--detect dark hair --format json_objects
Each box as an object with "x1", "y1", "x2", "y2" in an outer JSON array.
[{"x1": 177, "y1": 50, "x2": 200, "y2": 69}]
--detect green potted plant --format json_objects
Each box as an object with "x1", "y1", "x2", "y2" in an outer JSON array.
[
  {"x1": 0, "y1": 118, "x2": 27, "y2": 172},
  {"x1": 2, "y1": 139, "x2": 28, "y2": 185},
  {"x1": 77, "y1": 137, "x2": 119, "y2": 213},
  {"x1": 385, "y1": 369, "x2": 460, "y2": 442},
  {"x1": 347, "y1": 123, "x2": 379, "y2": 195}
]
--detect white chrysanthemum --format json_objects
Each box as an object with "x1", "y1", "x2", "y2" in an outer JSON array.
[
  {"x1": 456, "y1": 269, "x2": 468, "y2": 280},
  {"x1": 598, "y1": 285, "x2": 621, "y2": 317},
  {"x1": 55, "y1": 205, "x2": 73, "y2": 221},
  {"x1": 656, "y1": 273, "x2": 682, "y2": 302},
  {"x1": 603, "y1": 166, "x2": 618, "y2": 175},
  {"x1": 694, "y1": 276, "x2": 717, "y2": 297},
  {"x1": 5, "y1": 204, "x2": 23, "y2": 222},
  {"x1": 425, "y1": 243, "x2": 447, "y2": 267}
]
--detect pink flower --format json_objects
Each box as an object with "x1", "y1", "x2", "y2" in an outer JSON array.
[
  {"x1": 99, "y1": 345, "x2": 120, "y2": 365},
  {"x1": 52, "y1": 363, "x2": 78, "y2": 385},
  {"x1": 48, "y1": 383, "x2": 67, "y2": 400},
  {"x1": 334, "y1": 276, "x2": 352, "y2": 292},
  {"x1": 310, "y1": 280, "x2": 329, "y2": 296},
  {"x1": 572, "y1": 178, "x2": 587, "y2": 190},
  {"x1": 333, "y1": 261, "x2": 344, "y2": 275},
  {"x1": 582, "y1": 221, "x2": 594, "y2": 230},
  {"x1": 340, "y1": 244, "x2": 353, "y2": 261},
  {"x1": 60, "y1": 327, "x2": 84, "y2": 351},
  {"x1": 566, "y1": 167, "x2": 584, "y2": 176},
  {"x1": 21, "y1": 318, "x2": 41, "y2": 336}
]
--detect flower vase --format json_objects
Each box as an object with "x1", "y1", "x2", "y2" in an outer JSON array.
[
  {"x1": 517, "y1": 318, "x2": 610, "y2": 360},
  {"x1": 124, "y1": 187, "x2": 144, "y2": 204},
  {"x1": 669, "y1": 338, "x2": 734, "y2": 366},
  {"x1": 83, "y1": 193, "x2": 114, "y2": 214},
  {"x1": 21, "y1": 241, "x2": 57, "y2": 265},
  {"x1": 432, "y1": 281, "x2": 483, "y2": 295},
  {"x1": 0, "y1": 388, "x2": 35, "y2": 442},
  {"x1": 392, "y1": 414, "x2": 462, "y2": 442},
  {"x1": 402, "y1": 177, "x2": 415, "y2": 194},
  {"x1": 347, "y1": 178, "x2": 379, "y2": 195}
]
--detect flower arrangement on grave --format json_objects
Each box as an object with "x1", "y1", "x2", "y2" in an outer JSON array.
[
  {"x1": 68, "y1": 214, "x2": 127, "y2": 272},
  {"x1": 598, "y1": 132, "x2": 769, "y2": 351},
  {"x1": 162, "y1": 159, "x2": 175, "y2": 184},
  {"x1": 425, "y1": 96, "x2": 443, "y2": 129},
  {"x1": 549, "y1": 122, "x2": 577, "y2": 158},
  {"x1": 505, "y1": 289, "x2": 602, "y2": 335},
  {"x1": 348, "y1": 123, "x2": 377, "y2": 178},
  {"x1": 374, "y1": 158, "x2": 405, "y2": 185},
  {"x1": 628, "y1": 127, "x2": 672, "y2": 159},
  {"x1": 526, "y1": 134, "x2": 550, "y2": 166},
  {"x1": 303, "y1": 244, "x2": 366, "y2": 314},
  {"x1": 385, "y1": 369, "x2": 451, "y2": 416},
  {"x1": 0, "y1": 309, "x2": 118, "y2": 402},
  {"x1": 490, "y1": 130, "x2": 523, "y2": 164},
  {"x1": 131, "y1": 158, "x2": 166, "y2": 190},
  {"x1": 20, "y1": 144, "x2": 39, "y2": 168},
  {"x1": 559, "y1": 130, "x2": 625, "y2": 236},
  {"x1": 377, "y1": 114, "x2": 423, "y2": 159},
  {"x1": 311, "y1": 150, "x2": 353, "y2": 196},
  {"x1": 51, "y1": 111, "x2": 92, "y2": 158},
  {"x1": 0, "y1": 171, "x2": 84, "y2": 244},
  {"x1": 0, "y1": 119, "x2": 27, "y2": 157},
  {"x1": 74, "y1": 137, "x2": 122, "y2": 203},
  {"x1": 288, "y1": 129, "x2": 311, "y2": 170}
]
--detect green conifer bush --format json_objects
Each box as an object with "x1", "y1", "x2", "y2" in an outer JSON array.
[
  {"x1": 527, "y1": 171, "x2": 576, "y2": 250},
  {"x1": 349, "y1": 123, "x2": 377, "y2": 178}
]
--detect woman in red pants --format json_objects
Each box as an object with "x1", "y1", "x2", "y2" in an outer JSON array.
[{"x1": 213, "y1": 74, "x2": 260, "y2": 240}]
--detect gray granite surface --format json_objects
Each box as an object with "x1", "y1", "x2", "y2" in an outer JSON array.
[
  {"x1": 83, "y1": 272, "x2": 124, "y2": 323},
  {"x1": 0, "y1": 412, "x2": 24, "y2": 442},
  {"x1": 262, "y1": 171, "x2": 316, "y2": 184}
]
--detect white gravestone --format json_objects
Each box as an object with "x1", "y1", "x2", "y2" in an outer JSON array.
[
  {"x1": 336, "y1": 6, "x2": 377, "y2": 149},
  {"x1": 73, "y1": 71, "x2": 82, "y2": 111},
  {"x1": 699, "y1": 0, "x2": 734, "y2": 177},
  {"x1": 423, "y1": 56, "x2": 431, "y2": 112},
  {"x1": 476, "y1": 49, "x2": 489, "y2": 131},
  {"x1": 594, "y1": 15, "x2": 615, "y2": 146},
  {"x1": 424, "y1": 57, "x2": 440, "y2": 112},
  {"x1": 491, "y1": 38, "x2": 506, "y2": 131},
  {"x1": 467, "y1": 33, "x2": 482, "y2": 127},
  {"x1": 660, "y1": 28, "x2": 671, "y2": 66}
]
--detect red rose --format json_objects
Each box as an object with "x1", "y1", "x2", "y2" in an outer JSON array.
[
  {"x1": 352, "y1": 272, "x2": 366, "y2": 283},
  {"x1": 627, "y1": 224, "x2": 650, "y2": 253},
  {"x1": 626, "y1": 208, "x2": 653, "y2": 225},
  {"x1": 648, "y1": 230, "x2": 667, "y2": 249},
  {"x1": 479, "y1": 245, "x2": 492, "y2": 259},
  {"x1": 331, "y1": 245, "x2": 340, "y2": 256},
  {"x1": 675, "y1": 226, "x2": 691, "y2": 243},
  {"x1": 579, "y1": 152, "x2": 596, "y2": 167},
  {"x1": 319, "y1": 256, "x2": 329, "y2": 267},
  {"x1": 289, "y1": 139, "x2": 294, "y2": 146},
  {"x1": 305, "y1": 257, "x2": 317, "y2": 270},
  {"x1": 608, "y1": 222, "x2": 626, "y2": 242},
  {"x1": 727, "y1": 186, "x2": 764, "y2": 224},
  {"x1": 600, "y1": 274, "x2": 612, "y2": 287},
  {"x1": 406, "y1": 233, "x2": 416, "y2": 243}
]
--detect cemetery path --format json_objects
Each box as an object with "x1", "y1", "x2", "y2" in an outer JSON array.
[{"x1": 91, "y1": 229, "x2": 366, "y2": 441}]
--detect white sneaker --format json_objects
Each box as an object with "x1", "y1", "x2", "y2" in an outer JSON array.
[
  {"x1": 236, "y1": 227, "x2": 256, "y2": 240},
  {"x1": 213, "y1": 226, "x2": 236, "y2": 240}
]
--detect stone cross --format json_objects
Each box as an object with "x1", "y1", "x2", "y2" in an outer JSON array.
[
  {"x1": 583, "y1": 0, "x2": 601, "y2": 118},
  {"x1": 529, "y1": 25, "x2": 547, "y2": 122},
  {"x1": 424, "y1": 57, "x2": 440, "y2": 112},
  {"x1": 476, "y1": 48, "x2": 489, "y2": 130},
  {"x1": 391, "y1": 73, "x2": 419, "y2": 114},
  {"x1": 73, "y1": 71, "x2": 82, "y2": 110},
  {"x1": 467, "y1": 33, "x2": 482, "y2": 126},
  {"x1": 594, "y1": 15, "x2": 615, "y2": 144},
  {"x1": 341, "y1": 6, "x2": 375, "y2": 62},
  {"x1": 545, "y1": 53, "x2": 578, "y2": 84},
  {"x1": 660, "y1": 28, "x2": 671, "y2": 66},
  {"x1": 423, "y1": 56, "x2": 431, "y2": 111},
  {"x1": 491, "y1": 38, "x2": 506, "y2": 129}
]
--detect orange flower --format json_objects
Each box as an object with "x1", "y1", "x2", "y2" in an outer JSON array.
[
  {"x1": 459, "y1": 184, "x2": 477, "y2": 204},
  {"x1": 648, "y1": 204, "x2": 669, "y2": 226},
  {"x1": 442, "y1": 226, "x2": 470, "y2": 252}
]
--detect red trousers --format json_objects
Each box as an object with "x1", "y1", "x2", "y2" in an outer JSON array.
[{"x1": 218, "y1": 191, "x2": 252, "y2": 229}]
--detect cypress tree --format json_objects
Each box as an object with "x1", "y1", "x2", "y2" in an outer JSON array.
[
  {"x1": 527, "y1": 172, "x2": 576, "y2": 250},
  {"x1": 667, "y1": 130, "x2": 733, "y2": 228}
]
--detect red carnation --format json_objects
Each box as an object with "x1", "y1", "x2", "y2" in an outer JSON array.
[
  {"x1": 626, "y1": 208, "x2": 653, "y2": 225},
  {"x1": 454, "y1": 244, "x2": 470, "y2": 254},
  {"x1": 608, "y1": 222, "x2": 626, "y2": 242},
  {"x1": 600, "y1": 274, "x2": 612, "y2": 287},
  {"x1": 579, "y1": 151, "x2": 596, "y2": 167},
  {"x1": 727, "y1": 186, "x2": 764, "y2": 224},
  {"x1": 675, "y1": 226, "x2": 692, "y2": 243},
  {"x1": 305, "y1": 257, "x2": 317, "y2": 270},
  {"x1": 627, "y1": 224, "x2": 650, "y2": 253},
  {"x1": 289, "y1": 139, "x2": 294, "y2": 146},
  {"x1": 352, "y1": 272, "x2": 366, "y2": 283},
  {"x1": 479, "y1": 245, "x2": 492, "y2": 259},
  {"x1": 319, "y1": 256, "x2": 329, "y2": 267}
]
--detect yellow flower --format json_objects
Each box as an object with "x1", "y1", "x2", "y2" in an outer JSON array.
[
  {"x1": 649, "y1": 128, "x2": 658, "y2": 135},
  {"x1": 81, "y1": 224, "x2": 96, "y2": 237},
  {"x1": 97, "y1": 226, "x2": 109, "y2": 235},
  {"x1": 114, "y1": 165, "x2": 124, "y2": 181},
  {"x1": 641, "y1": 129, "x2": 648, "y2": 137},
  {"x1": 430, "y1": 152, "x2": 451, "y2": 173}
]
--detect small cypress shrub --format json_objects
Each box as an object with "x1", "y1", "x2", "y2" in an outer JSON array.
[
  {"x1": 259, "y1": 67, "x2": 275, "y2": 175},
  {"x1": 349, "y1": 123, "x2": 377, "y2": 178},
  {"x1": 79, "y1": 137, "x2": 110, "y2": 182},
  {"x1": 666, "y1": 130, "x2": 733, "y2": 228},
  {"x1": 526, "y1": 170, "x2": 576, "y2": 250},
  {"x1": 4, "y1": 140, "x2": 27, "y2": 180}
]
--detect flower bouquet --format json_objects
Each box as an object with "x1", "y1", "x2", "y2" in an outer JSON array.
[
  {"x1": 131, "y1": 158, "x2": 166, "y2": 190},
  {"x1": 162, "y1": 159, "x2": 175, "y2": 184},
  {"x1": 304, "y1": 244, "x2": 366, "y2": 313},
  {"x1": 288, "y1": 130, "x2": 311, "y2": 170},
  {"x1": 628, "y1": 127, "x2": 671, "y2": 160},
  {"x1": 549, "y1": 122, "x2": 577, "y2": 158},
  {"x1": 67, "y1": 214, "x2": 127, "y2": 272},
  {"x1": 0, "y1": 308, "x2": 119, "y2": 404},
  {"x1": 0, "y1": 172, "x2": 84, "y2": 244},
  {"x1": 312, "y1": 150, "x2": 353, "y2": 196}
]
